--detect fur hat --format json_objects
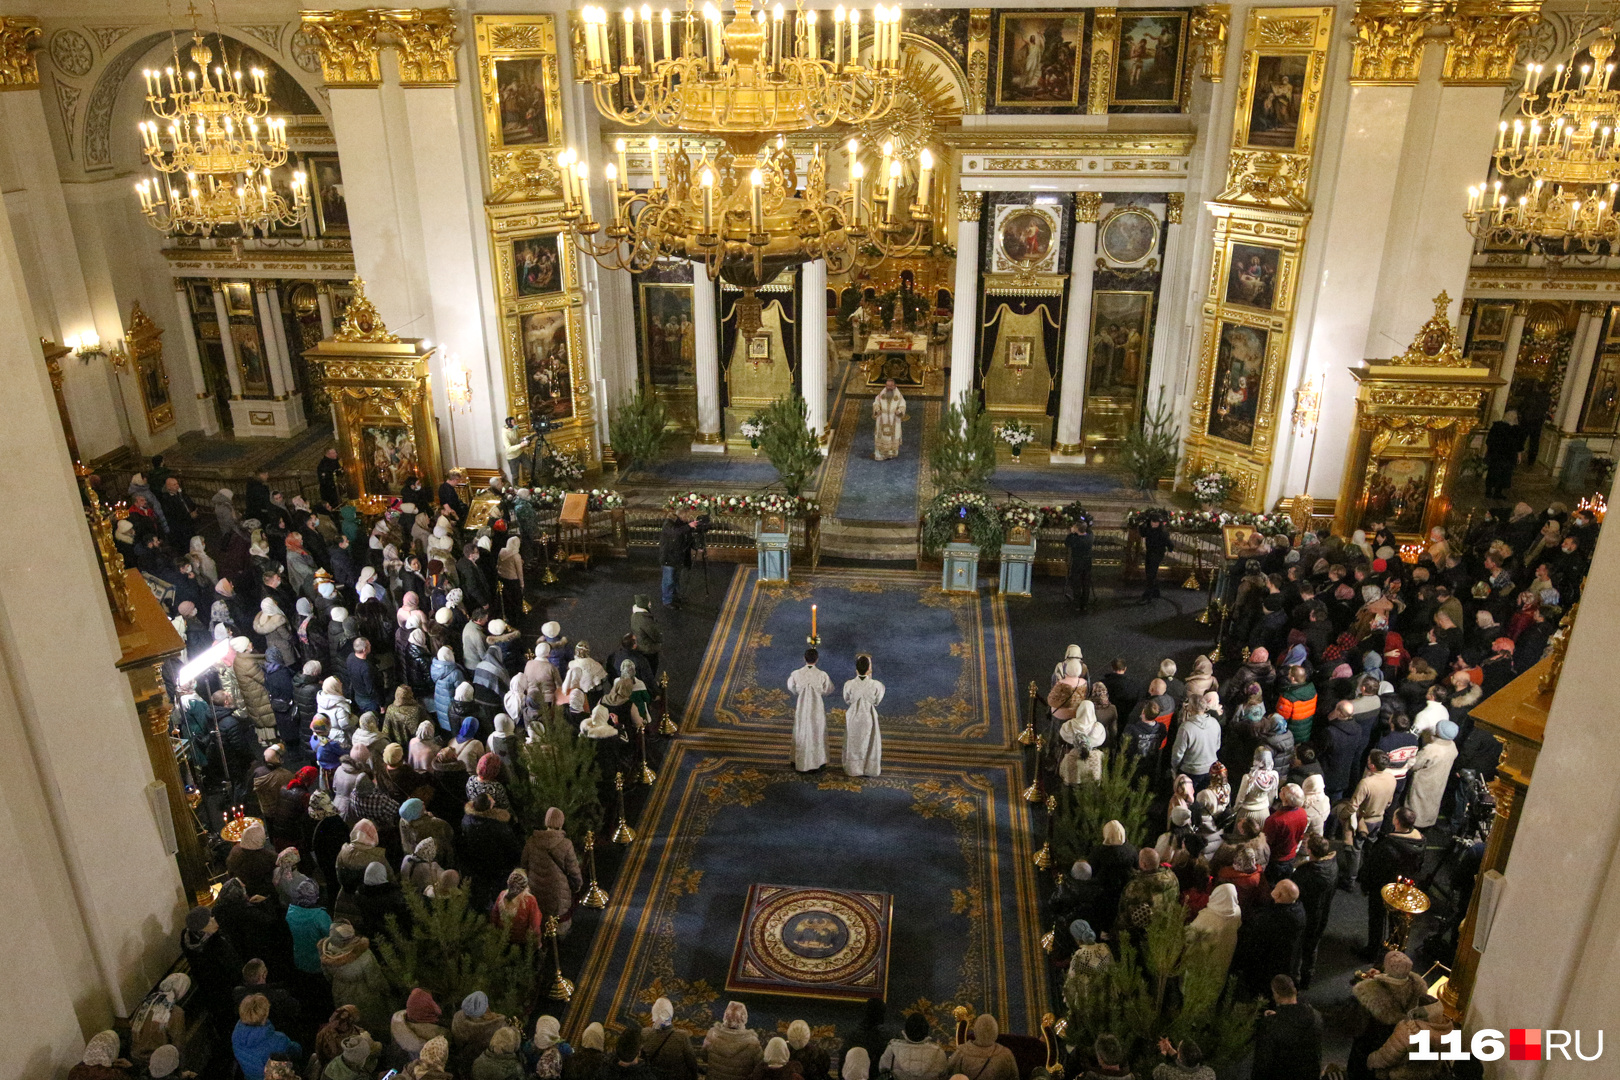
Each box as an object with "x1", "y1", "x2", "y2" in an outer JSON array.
[
  {"x1": 363, "y1": 861, "x2": 389, "y2": 886},
  {"x1": 1383, "y1": 950, "x2": 1414, "y2": 978}
]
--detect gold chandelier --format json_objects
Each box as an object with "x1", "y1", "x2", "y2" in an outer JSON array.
[
  {"x1": 1464, "y1": 24, "x2": 1620, "y2": 259},
  {"x1": 561, "y1": 0, "x2": 934, "y2": 288},
  {"x1": 133, "y1": 5, "x2": 309, "y2": 242}
]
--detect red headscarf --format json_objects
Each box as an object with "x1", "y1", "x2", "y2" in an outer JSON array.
[
  {"x1": 287, "y1": 766, "x2": 319, "y2": 790},
  {"x1": 476, "y1": 752, "x2": 502, "y2": 782}
]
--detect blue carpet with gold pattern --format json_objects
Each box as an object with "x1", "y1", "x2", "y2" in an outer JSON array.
[
  {"x1": 566, "y1": 745, "x2": 1047, "y2": 1040},
  {"x1": 681, "y1": 566, "x2": 1019, "y2": 751}
]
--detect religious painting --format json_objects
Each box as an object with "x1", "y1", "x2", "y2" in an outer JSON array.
[
  {"x1": 362, "y1": 425, "x2": 419, "y2": 493},
  {"x1": 1606, "y1": 306, "x2": 1620, "y2": 344},
  {"x1": 1222, "y1": 524, "x2": 1258, "y2": 559},
  {"x1": 1007, "y1": 337, "x2": 1034, "y2": 368},
  {"x1": 1360, "y1": 456, "x2": 1431, "y2": 534},
  {"x1": 1111, "y1": 12, "x2": 1188, "y2": 106},
  {"x1": 1099, "y1": 207, "x2": 1159, "y2": 267},
  {"x1": 1580, "y1": 350, "x2": 1620, "y2": 432},
  {"x1": 230, "y1": 322, "x2": 272, "y2": 396},
  {"x1": 992, "y1": 204, "x2": 1061, "y2": 274},
  {"x1": 308, "y1": 154, "x2": 348, "y2": 236},
  {"x1": 1207, "y1": 321, "x2": 1268, "y2": 446},
  {"x1": 638, "y1": 282, "x2": 695, "y2": 391},
  {"x1": 1472, "y1": 301, "x2": 1511, "y2": 342},
  {"x1": 1224, "y1": 243, "x2": 1280, "y2": 311},
  {"x1": 995, "y1": 13, "x2": 1083, "y2": 108},
  {"x1": 513, "y1": 234, "x2": 564, "y2": 297},
  {"x1": 1242, "y1": 53, "x2": 1310, "y2": 150},
  {"x1": 495, "y1": 58, "x2": 550, "y2": 146},
  {"x1": 222, "y1": 282, "x2": 255, "y2": 317},
  {"x1": 1086, "y1": 290, "x2": 1154, "y2": 402},
  {"x1": 139, "y1": 355, "x2": 171, "y2": 419},
  {"x1": 519, "y1": 308, "x2": 574, "y2": 423}
]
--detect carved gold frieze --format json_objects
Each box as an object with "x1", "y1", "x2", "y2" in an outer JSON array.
[
  {"x1": 944, "y1": 132, "x2": 1197, "y2": 156},
  {"x1": 1350, "y1": 1, "x2": 1437, "y2": 84},
  {"x1": 0, "y1": 17, "x2": 40, "y2": 91},
  {"x1": 1190, "y1": 5, "x2": 1230, "y2": 81},
  {"x1": 956, "y1": 190, "x2": 983, "y2": 223},
  {"x1": 298, "y1": 10, "x2": 383, "y2": 87},
  {"x1": 1441, "y1": 1, "x2": 1540, "y2": 86},
  {"x1": 1088, "y1": 8, "x2": 1117, "y2": 115},
  {"x1": 1388, "y1": 290, "x2": 1472, "y2": 367},
  {"x1": 1221, "y1": 150, "x2": 1310, "y2": 210},
  {"x1": 1218, "y1": 7, "x2": 1332, "y2": 211},
  {"x1": 1166, "y1": 192, "x2": 1185, "y2": 225},
  {"x1": 333, "y1": 276, "x2": 400, "y2": 343},
  {"x1": 1074, "y1": 191, "x2": 1103, "y2": 224},
  {"x1": 387, "y1": 8, "x2": 459, "y2": 86},
  {"x1": 966, "y1": 10, "x2": 990, "y2": 115}
]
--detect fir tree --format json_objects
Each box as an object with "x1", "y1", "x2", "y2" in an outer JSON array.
[
  {"x1": 758, "y1": 395, "x2": 822, "y2": 496},
  {"x1": 609, "y1": 390, "x2": 672, "y2": 475},
  {"x1": 514, "y1": 722, "x2": 603, "y2": 840},
  {"x1": 373, "y1": 885, "x2": 539, "y2": 1018},
  {"x1": 1121, "y1": 387, "x2": 1182, "y2": 492},
  {"x1": 929, "y1": 393, "x2": 997, "y2": 493},
  {"x1": 1052, "y1": 749, "x2": 1154, "y2": 867}
]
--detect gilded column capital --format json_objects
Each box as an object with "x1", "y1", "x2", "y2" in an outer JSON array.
[
  {"x1": 299, "y1": 10, "x2": 384, "y2": 87},
  {"x1": 1511, "y1": 298, "x2": 1532, "y2": 317},
  {"x1": 1165, "y1": 192, "x2": 1184, "y2": 224},
  {"x1": 384, "y1": 8, "x2": 460, "y2": 86},
  {"x1": 1579, "y1": 300, "x2": 1607, "y2": 316},
  {"x1": 1350, "y1": 1, "x2": 1438, "y2": 85},
  {"x1": 956, "y1": 190, "x2": 983, "y2": 223},
  {"x1": 965, "y1": 10, "x2": 990, "y2": 115},
  {"x1": 0, "y1": 17, "x2": 41, "y2": 91},
  {"x1": 1441, "y1": 0, "x2": 1540, "y2": 86},
  {"x1": 1075, "y1": 191, "x2": 1103, "y2": 223},
  {"x1": 1190, "y1": 5, "x2": 1230, "y2": 82}
]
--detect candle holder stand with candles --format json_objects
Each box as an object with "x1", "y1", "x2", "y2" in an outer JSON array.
[
  {"x1": 545, "y1": 916, "x2": 575, "y2": 1001},
  {"x1": 637, "y1": 723, "x2": 658, "y2": 786},
  {"x1": 581, "y1": 830, "x2": 610, "y2": 909},
  {"x1": 658, "y1": 670, "x2": 677, "y2": 736},
  {"x1": 612, "y1": 771, "x2": 637, "y2": 844}
]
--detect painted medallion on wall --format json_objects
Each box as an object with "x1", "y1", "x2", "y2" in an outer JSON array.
[
  {"x1": 1207, "y1": 322, "x2": 1268, "y2": 446},
  {"x1": 1099, "y1": 207, "x2": 1159, "y2": 267},
  {"x1": 513, "y1": 234, "x2": 564, "y2": 297},
  {"x1": 1224, "y1": 243, "x2": 1280, "y2": 311},
  {"x1": 495, "y1": 58, "x2": 551, "y2": 145},
  {"x1": 995, "y1": 13, "x2": 1083, "y2": 107},
  {"x1": 991, "y1": 204, "x2": 1061, "y2": 274},
  {"x1": 1242, "y1": 54, "x2": 1310, "y2": 150},
  {"x1": 520, "y1": 308, "x2": 574, "y2": 423},
  {"x1": 1111, "y1": 11, "x2": 1187, "y2": 107}
]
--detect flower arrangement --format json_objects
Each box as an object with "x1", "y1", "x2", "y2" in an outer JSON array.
[
  {"x1": 546, "y1": 449, "x2": 586, "y2": 485},
  {"x1": 995, "y1": 419, "x2": 1037, "y2": 458},
  {"x1": 1036, "y1": 501, "x2": 1093, "y2": 528},
  {"x1": 739, "y1": 416, "x2": 766, "y2": 447},
  {"x1": 665, "y1": 492, "x2": 714, "y2": 514},
  {"x1": 662, "y1": 492, "x2": 818, "y2": 517},
  {"x1": 1190, "y1": 468, "x2": 1238, "y2": 507},
  {"x1": 921, "y1": 491, "x2": 1004, "y2": 554},
  {"x1": 518, "y1": 487, "x2": 624, "y2": 512},
  {"x1": 999, "y1": 503, "x2": 1042, "y2": 531},
  {"x1": 1124, "y1": 508, "x2": 1296, "y2": 534}
]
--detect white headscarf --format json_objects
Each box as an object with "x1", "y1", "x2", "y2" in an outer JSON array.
[{"x1": 1206, "y1": 881, "x2": 1241, "y2": 920}]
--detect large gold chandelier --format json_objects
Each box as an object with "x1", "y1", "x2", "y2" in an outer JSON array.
[
  {"x1": 133, "y1": 6, "x2": 309, "y2": 242},
  {"x1": 561, "y1": 0, "x2": 934, "y2": 288},
  {"x1": 1464, "y1": 24, "x2": 1620, "y2": 259}
]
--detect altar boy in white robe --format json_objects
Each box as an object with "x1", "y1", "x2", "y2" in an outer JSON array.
[
  {"x1": 872, "y1": 381, "x2": 907, "y2": 461},
  {"x1": 787, "y1": 648, "x2": 832, "y2": 772},
  {"x1": 842, "y1": 654, "x2": 885, "y2": 777}
]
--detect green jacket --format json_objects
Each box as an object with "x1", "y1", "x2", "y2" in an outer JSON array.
[{"x1": 472, "y1": 1050, "x2": 525, "y2": 1080}]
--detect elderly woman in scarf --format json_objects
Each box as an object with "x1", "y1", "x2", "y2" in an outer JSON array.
[
  {"x1": 497, "y1": 535, "x2": 525, "y2": 624},
  {"x1": 1233, "y1": 747, "x2": 1279, "y2": 829},
  {"x1": 643, "y1": 997, "x2": 700, "y2": 1080},
  {"x1": 529, "y1": 1015, "x2": 566, "y2": 1080},
  {"x1": 272, "y1": 845, "x2": 312, "y2": 905},
  {"x1": 703, "y1": 1002, "x2": 762, "y2": 1080},
  {"x1": 945, "y1": 1017, "x2": 1016, "y2": 1080},
  {"x1": 1063, "y1": 919, "x2": 1113, "y2": 1008},
  {"x1": 69, "y1": 1030, "x2": 128, "y2": 1080},
  {"x1": 466, "y1": 752, "x2": 511, "y2": 809},
  {"x1": 491, "y1": 868, "x2": 543, "y2": 945},
  {"x1": 601, "y1": 659, "x2": 651, "y2": 729},
  {"x1": 1057, "y1": 698, "x2": 1106, "y2": 785},
  {"x1": 129, "y1": 972, "x2": 190, "y2": 1065},
  {"x1": 400, "y1": 837, "x2": 444, "y2": 894},
  {"x1": 1186, "y1": 882, "x2": 1242, "y2": 978}
]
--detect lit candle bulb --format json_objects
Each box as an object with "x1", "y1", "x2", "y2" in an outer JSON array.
[
  {"x1": 615, "y1": 137, "x2": 629, "y2": 182},
  {"x1": 808, "y1": 10, "x2": 819, "y2": 58},
  {"x1": 585, "y1": 6, "x2": 602, "y2": 65},
  {"x1": 834, "y1": 6, "x2": 845, "y2": 67},
  {"x1": 650, "y1": 134, "x2": 662, "y2": 188},
  {"x1": 881, "y1": 138, "x2": 894, "y2": 189},
  {"x1": 605, "y1": 163, "x2": 621, "y2": 222},
  {"x1": 849, "y1": 8, "x2": 860, "y2": 68},
  {"x1": 578, "y1": 161, "x2": 595, "y2": 222},
  {"x1": 623, "y1": 7, "x2": 635, "y2": 67},
  {"x1": 701, "y1": 167, "x2": 715, "y2": 232},
  {"x1": 773, "y1": 5, "x2": 784, "y2": 71},
  {"x1": 887, "y1": 158, "x2": 901, "y2": 218},
  {"x1": 642, "y1": 5, "x2": 655, "y2": 63},
  {"x1": 810, "y1": 604, "x2": 817, "y2": 637},
  {"x1": 917, "y1": 148, "x2": 933, "y2": 204},
  {"x1": 662, "y1": 9, "x2": 673, "y2": 60},
  {"x1": 851, "y1": 160, "x2": 865, "y2": 223},
  {"x1": 750, "y1": 168, "x2": 765, "y2": 232},
  {"x1": 1496, "y1": 120, "x2": 1506, "y2": 152}
]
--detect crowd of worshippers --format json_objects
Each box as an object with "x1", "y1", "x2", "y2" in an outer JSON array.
[{"x1": 1037, "y1": 498, "x2": 1602, "y2": 1080}]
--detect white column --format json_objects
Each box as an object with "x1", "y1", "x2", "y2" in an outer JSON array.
[
  {"x1": 173, "y1": 281, "x2": 218, "y2": 436},
  {"x1": 1053, "y1": 195, "x2": 1099, "y2": 462},
  {"x1": 315, "y1": 284, "x2": 336, "y2": 339},
  {"x1": 1493, "y1": 301, "x2": 1529, "y2": 420},
  {"x1": 691, "y1": 267, "x2": 723, "y2": 451},
  {"x1": 801, "y1": 258, "x2": 829, "y2": 446},
  {"x1": 1145, "y1": 194, "x2": 1185, "y2": 417},
  {"x1": 210, "y1": 282, "x2": 244, "y2": 399},
  {"x1": 254, "y1": 285, "x2": 289, "y2": 399},
  {"x1": 948, "y1": 192, "x2": 982, "y2": 408},
  {"x1": 1469, "y1": 519, "x2": 1620, "y2": 1057},
  {"x1": 1559, "y1": 302, "x2": 1605, "y2": 433},
  {"x1": 265, "y1": 285, "x2": 297, "y2": 393}
]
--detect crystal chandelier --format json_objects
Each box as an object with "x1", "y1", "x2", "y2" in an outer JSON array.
[
  {"x1": 1464, "y1": 24, "x2": 1620, "y2": 259},
  {"x1": 133, "y1": 4, "x2": 309, "y2": 243},
  {"x1": 561, "y1": 0, "x2": 934, "y2": 289}
]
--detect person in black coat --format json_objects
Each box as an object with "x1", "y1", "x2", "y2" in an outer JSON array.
[
  {"x1": 1064, "y1": 521, "x2": 1094, "y2": 610},
  {"x1": 1319, "y1": 702, "x2": 1364, "y2": 803},
  {"x1": 264, "y1": 646, "x2": 298, "y2": 754},
  {"x1": 1293, "y1": 834, "x2": 1340, "y2": 989},
  {"x1": 317, "y1": 448, "x2": 345, "y2": 506},
  {"x1": 659, "y1": 513, "x2": 693, "y2": 608},
  {"x1": 1138, "y1": 512, "x2": 1172, "y2": 603},
  {"x1": 182, "y1": 907, "x2": 245, "y2": 1035},
  {"x1": 457, "y1": 545, "x2": 495, "y2": 613},
  {"x1": 1360, "y1": 808, "x2": 1425, "y2": 957},
  {"x1": 346, "y1": 641, "x2": 382, "y2": 715},
  {"x1": 1089, "y1": 829, "x2": 1139, "y2": 932},
  {"x1": 460, "y1": 794, "x2": 524, "y2": 912},
  {"x1": 1483, "y1": 411, "x2": 1525, "y2": 500},
  {"x1": 355, "y1": 862, "x2": 411, "y2": 939},
  {"x1": 157, "y1": 477, "x2": 200, "y2": 549},
  {"x1": 1237, "y1": 879, "x2": 1307, "y2": 994},
  {"x1": 1253, "y1": 975, "x2": 1323, "y2": 1080},
  {"x1": 212, "y1": 878, "x2": 295, "y2": 980}
]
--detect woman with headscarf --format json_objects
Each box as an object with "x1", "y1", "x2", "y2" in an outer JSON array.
[
  {"x1": 70, "y1": 1030, "x2": 131, "y2": 1080},
  {"x1": 272, "y1": 845, "x2": 312, "y2": 905},
  {"x1": 703, "y1": 1002, "x2": 762, "y2": 1080},
  {"x1": 497, "y1": 535, "x2": 525, "y2": 624},
  {"x1": 431, "y1": 647, "x2": 465, "y2": 731},
  {"x1": 1183, "y1": 654, "x2": 1217, "y2": 701},
  {"x1": 1185, "y1": 882, "x2": 1242, "y2": 978},
  {"x1": 450, "y1": 682, "x2": 482, "y2": 745},
  {"x1": 317, "y1": 675, "x2": 354, "y2": 736},
  {"x1": 642, "y1": 997, "x2": 699, "y2": 1080},
  {"x1": 187, "y1": 534, "x2": 218, "y2": 586},
  {"x1": 1063, "y1": 920, "x2": 1114, "y2": 1005},
  {"x1": 466, "y1": 752, "x2": 511, "y2": 809},
  {"x1": 398, "y1": 836, "x2": 443, "y2": 894},
  {"x1": 335, "y1": 819, "x2": 388, "y2": 919},
  {"x1": 1091, "y1": 819, "x2": 1138, "y2": 929},
  {"x1": 254, "y1": 598, "x2": 295, "y2": 664},
  {"x1": 944, "y1": 1016, "x2": 1016, "y2": 1080},
  {"x1": 1087, "y1": 681, "x2": 1119, "y2": 746},
  {"x1": 390, "y1": 988, "x2": 449, "y2": 1066},
  {"x1": 1048, "y1": 657, "x2": 1086, "y2": 719},
  {"x1": 1215, "y1": 846, "x2": 1266, "y2": 910},
  {"x1": 409, "y1": 721, "x2": 441, "y2": 773},
  {"x1": 1057, "y1": 700, "x2": 1106, "y2": 785},
  {"x1": 270, "y1": 765, "x2": 317, "y2": 850},
  {"x1": 381, "y1": 684, "x2": 425, "y2": 750},
  {"x1": 601, "y1": 659, "x2": 651, "y2": 729},
  {"x1": 754, "y1": 1037, "x2": 802, "y2": 1080},
  {"x1": 564, "y1": 1025, "x2": 606, "y2": 1080},
  {"x1": 128, "y1": 972, "x2": 190, "y2": 1067},
  {"x1": 1049, "y1": 644, "x2": 1088, "y2": 685},
  {"x1": 287, "y1": 877, "x2": 332, "y2": 977},
  {"x1": 528, "y1": 1016, "x2": 568, "y2": 1080},
  {"x1": 488, "y1": 867, "x2": 544, "y2": 946},
  {"x1": 522, "y1": 807, "x2": 583, "y2": 933},
  {"x1": 315, "y1": 1005, "x2": 366, "y2": 1074},
  {"x1": 1233, "y1": 747, "x2": 1280, "y2": 829}
]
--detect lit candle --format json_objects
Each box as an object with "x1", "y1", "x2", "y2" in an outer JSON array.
[
  {"x1": 557, "y1": 150, "x2": 575, "y2": 207},
  {"x1": 851, "y1": 160, "x2": 865, "y2": 223},
  {"x1": 887, "y1": 158, "x2": 901, "y2": 218},
  {"x1": 662, "y1": 9, "x2": 673, "y2": 60},
  {"x1": 701, "y1": 167, "x2": 715, "y2": 232},
  {"x1": 1496, "y1": 120, "x2": 1506, "y2": 152},
  {"x1": 650, "y1": 134, "x2": 662, "y2": 187},
  {"x1": 810, "y1": 604, "x2": 817, "y2": 637},
  {"x1": 773, "y1": 5, "x2": 784, "y2": 72},
  {"x1": 846, "y1": 137, "x2": 859, "y2": 175},
  {"x1": 880, "y1": 138, "x2": 893, "y2": 191},
  {"x1": 605, "y1": 164, "x2": 621, "y2": 222},
  {"x1": 578, "y1": 161, "x2": 595, "y2": 223},
  {"x1": 807, "y1": 9, "x2": 819, "y2": 58},
  {"x1": 623, "y1": 7, "x2": 635, "y2": 67},
  {"x1": 834, "y1": 6, "x2": 845, "y2": 67},
  {"x1": 642, "y1": 5, "x2": 655, "y2": 63},
  {"x1": 750, "y1": 167, "x2": 765, "y2": 231},
  {"x1": 616, "y1": 137, "x2": 629, "y2": 181},
  {"x1": 917, "y1": 148, "x2": 933, "y2": 204},
  {"x1": 849, "y1": 8, "x2": 860, "y2": 68}
]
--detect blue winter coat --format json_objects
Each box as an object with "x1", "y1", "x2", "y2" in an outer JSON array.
[
  {"x1": 432, "y1": 657, "x2": 466, "y2": 730},
  {"x1": 232, "y1": 1020, "x2": 301, "y2": 1080}
]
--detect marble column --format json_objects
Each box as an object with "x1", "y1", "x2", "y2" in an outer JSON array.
[
  {"x1": 253, "y1": 284, "x2": 289, "y2": 399},
  {"x1": 1493, "y1": 300, "x2": 1529, "y2": 420},
  {"x1": 315, "y1": 284, "x2": 336, "y2": 339},
  {"x1": 210, "y1": 282, "x2": 244, "y2": 399},
  {"x1": 691, "y1": 267, "x2": 724, "y2": 451},
  {"x1": 173, "y1": 280, "x2": 218, "y2": 436},
  {"x1": 1146, "y1": 194, "x2": 1184, "y2": 417},
  {"x1": 801, "y1": 258, "x2": 829, "y2": 446},
  {"x1": 948, "y1": 191, "x2": 982, "y2": 409},
  {"x1": 1053, "y1": 192, "x2": 1101, "y2": 462},
  {"x1": 1555, "y1": 303, "x2": 1605, "y2": 464},
  {"x1": 265, "y1": 285, "x2": 297, "y2": 394}
]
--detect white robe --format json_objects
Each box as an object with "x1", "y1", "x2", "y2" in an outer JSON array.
[
  {"x1": 841, "y1": 675, "x2": 885, "y2": 777},
  {"x1": 787, "y1": 664, "x2": 833, "y2": 771},
  {"x1": 872, "y1": 388, "x2": 907, "y2": 461}
]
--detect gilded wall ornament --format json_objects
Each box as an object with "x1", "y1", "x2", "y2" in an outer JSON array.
[
  {"x1": 1166, "y1": 192, "x2": 1185, "y2": 225},
  {"x1": 299, "y1": 10, "x2": 384, "y2": 87},
  {"x1": 1220, "y1": 149, "x2": 1311, "y2": 210},
  {"x1": 1442, "y1": 3, "x2": 1540, "y2": 85},
  {"x1": 333, "y1": 276, "x2": 401, "y2": 343},
  {"x1": 0, "y1": 18, "x2": 42, "y2": 90},
  {"x1": 956, "y1": 190, "x2": 983, "y2": 223},
  {"x1": 1388, "y1": 291, "x2": 1471, "y2": 367},
  {"x1": 1190, "y1": 5, "x2": 1230, "y2": 81},
  {"x1": 387, "y1": 8, "x2": 460, "y2": 86},
  {"x1": 1350, "y1": 2, "x2": 1436, "y2": 84},
  {"x1": 1075, "y1": 191, "x2": 1103, "y2": 224},
  {"x1": 966, "y1": 10, "x2": 990, "y2": 115},
  {"x1": 1088, "y1": 8, "x2": 1117, "y2": 115}
]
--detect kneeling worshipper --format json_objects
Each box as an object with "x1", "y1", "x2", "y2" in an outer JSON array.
[
  {"x1": 842, "y1": 654, "x2": 884, "y2": 777},
  {"x1": 872, "y1": 380, "x2": 907, "y2": 461},
  {"x1": 787, "y1": 648, "x2": 833, "y2": 772}
]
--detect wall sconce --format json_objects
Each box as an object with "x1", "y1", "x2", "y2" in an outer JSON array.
[
  {"x1": 65, "y1": 331, "x2": 128, "y2": 372},
  {"x1": 445, "y1": 361, "x2": 473, "y2": 413},
  {"x1": 1291, "y1": 371, "x2": 1323, "y2": 434}
]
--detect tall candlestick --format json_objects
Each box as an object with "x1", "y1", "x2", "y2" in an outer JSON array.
[
  {"x1": 834, "y1": 6, "x2": 845, "y2": 67},
  {"x1": 642, "y1": 4, "x2": 655, "y2": 63},
  {"x1": 623, "y1": 7, "x2": 635, "y2": 67},
  {"x1": 701, "y1": 168, "x2": 715, "y2": 232},
  {"x1": 849, "y1": 8, "x2": 860, "y2": 67},
  {"x1": 663, "y1": 9, "x2": 673, "y2": 60},
  {"x1": 811, "y1": 604, "x2": 817, "y2": 637}
]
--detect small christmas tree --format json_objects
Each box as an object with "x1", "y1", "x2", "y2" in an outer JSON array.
[
  {"x1": 1051, "y1": 749, "x2": 1154, "y2": 868},
  {"x1": 929, "y1": 393, "x2": 997, "y2": 493},
  {"x1": 609, "y1": 390, "x2": 672, "y2": 475},
  {"x1": 758, "y1": 395, "x2": 822, "y2": 497},
  {"x1": 373, "y1": 884, "x2": 538, "y2": 1018},
  {"x1": 515, "y1": 722, "x2": 603, "y2": 840}
]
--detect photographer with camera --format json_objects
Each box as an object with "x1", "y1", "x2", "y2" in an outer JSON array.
[
  {"x1": 659, "y1": 510, "x2": 695, "y2": 608},
  {"x1": 502, "y1": 416, "x2": 535, "y2": 486}
]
